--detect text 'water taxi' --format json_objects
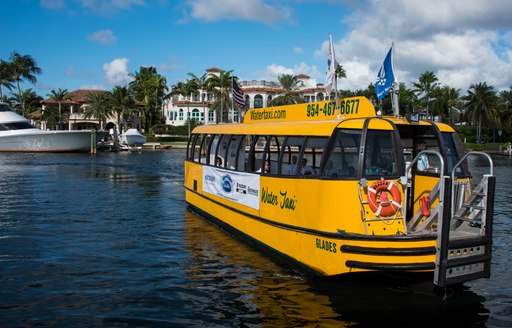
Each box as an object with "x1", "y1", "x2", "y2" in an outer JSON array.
[{"x1": 184, "y1": 96, "x2": 495, "y2": 289}]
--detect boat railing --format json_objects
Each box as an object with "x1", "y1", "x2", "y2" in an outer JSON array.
[
  {"x1": 450, "y1": 151, "x2": 494, "y2": 219},
  {"x1": 404, "y1": 150, "x2": 445, "y2": 233},
  {"x1": 433, "y1": 151, "x2": 495, "y2": 287}
]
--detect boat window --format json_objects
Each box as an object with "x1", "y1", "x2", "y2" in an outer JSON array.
[
  {"x1": 363, "y1": 130, "x2": 398, "y2": 177},
  {"x1": 209, "y1": 134, "x2": 222, "y2": 166},
  {"x1": 261, "y1": 135, "x2": 282, "y2": 174},
  {"x1": 300, "y1": 137, "x2": 328, "y2": 177},
  {"x1": 0, "y1": 104, "x2": 13, "y2": 112},
  {"x1": 217, "y1": 134, "x2": 231, "y2": 168},
  {"x1": 252, "y1": 136, "x2": 267, "y2": 172},
  {"x1": 226, "y1": 135, "x2": 244, "y2": 170},
  {"x1": 0, "y1": 122, "x2": 36, "y2": 130},
  {"x1": 241, "y1": 135, "x2": 256, "y2": 172},
  {"x1": 413, "y1": 132, "x2": 441, "y2": 174},
  {"x1": 322, "y1": 129, "x2": 361, "y2": 178},
  {"x1": 196, "y1": 134, "x2": 210, "y2": 164},
  {"x1": 280, "y1": 136, "x2": 305, "y2": 176},
  {"x1": 441, "y1": 132, "x2": 462, "y2": 174},
  {"x1": 188, "y1": 133, "x2": 200, "y2": 160},
  {"x1": 445, "y1": 131, "x2": 469, "y2": 177}
]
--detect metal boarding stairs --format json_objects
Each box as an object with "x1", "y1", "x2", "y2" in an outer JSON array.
[{"x1": 404, "y1": 151, "x2": 495, "y2": 287}]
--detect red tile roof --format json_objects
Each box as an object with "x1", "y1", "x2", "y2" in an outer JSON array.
[
  {"x1": 296, "y1": 74, "x2": 310, "y2": 79},
  {"x1": 205, "y1": 67, "x2": 223, "y2": 73},
  {"x1": 41, "y1": 89, "x2": 107, "y2": 105}
]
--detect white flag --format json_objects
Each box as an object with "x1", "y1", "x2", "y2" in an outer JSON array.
[{"x1": 325, "y1": 34, "x2": 337, "y2": 95}]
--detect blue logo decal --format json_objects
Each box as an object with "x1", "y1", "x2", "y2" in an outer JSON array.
[{"x1": 221, "y1": 175, "x2": 233, "y2": 193}]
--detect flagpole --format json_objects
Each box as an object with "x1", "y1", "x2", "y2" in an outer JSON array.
[
  {"x1": 334, "y1": 64, "x2": 338, "y2": 111},
  {"x1": 326, "y1": 33, "x2": 338, "y2": 111},
  {"x1": 231, "y1": 77, "x2": 234, "y2": 123},
  {"x1": 391, "y1": 42, "x2": 400, "y2": 116}
]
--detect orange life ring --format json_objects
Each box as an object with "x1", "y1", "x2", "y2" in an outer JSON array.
[{"x1": 367, "y1": 180, "x2": 402, "y2": 217}]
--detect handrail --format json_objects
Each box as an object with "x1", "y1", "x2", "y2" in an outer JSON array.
[
  {"x1": 404, "y1": 150, "x2": 445, "y2": 233},
  {"x1": 405, "y1": 149, "x2": 445, "y2": 179},
  {"x1": 450, "y1": 151, "x2": 494, "y2": 218},
  {"x1": 450, "y1": 151, "x2": 494, "y2": 181}
]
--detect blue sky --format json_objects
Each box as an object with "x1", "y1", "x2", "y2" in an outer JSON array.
[{"x1": 2, "y1": 0, "x2": 512, "y2": 98}]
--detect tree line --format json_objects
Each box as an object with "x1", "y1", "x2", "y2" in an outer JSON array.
[
  {"x1": 0, "y1": 52, "x2": 168, "y2": 133},
  {"x1": 1, "y1": 51, "x2": 511, "y2": 142}
]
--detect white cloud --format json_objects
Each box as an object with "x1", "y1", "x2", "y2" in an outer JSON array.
[
  {"x1": 264, "y1": 64, "x2": 294, "y2": 77},
  {"x1": 65, "y1": 67, "x2": 76, "y2": 77},
  {"x1": 324, "y1": 0, "x2": 512, "y2": 92},
  {"x1": 185, "y1": 0, "x2": 292, "y2": 25},
  {"x1": 41, "y1": 0, "x2": 146, "y2": 14},
  {"x1": 81, "y1": 0, "x2": 146, "y2": 14},
  {"x1": 159, "y1": 63, "x2": 181, "y2": 71},
  {"x1": 103, "y1": 58, "x2": 133, "y2": 86},
  {"x1": 293, "y1": 47, "x2": 303, "y2": 54},
  {"x1": 40, "y1": 0, "x2": 65, "y2": 10},
  {"x1": 88, "y1": 29, "x2": 116, "y2": 45},
  {"x1": 257, "y1": 62, "x2": 321, "y2": 88},
  {"x1": 80, "y1": 84, "x2": 107, "y2": 90}
]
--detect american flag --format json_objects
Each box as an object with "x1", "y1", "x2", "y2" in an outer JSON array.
[{"x1": 232, "y1": 79, "x2": 245, "y2": 108}]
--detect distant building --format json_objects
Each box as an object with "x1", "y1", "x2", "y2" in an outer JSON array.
[
  {"x1": 41, "y1": 89, "x2": 142, "y2": 132},
  {"x1": 162, "y1": 68, "x2": 330, "y2": 126}
]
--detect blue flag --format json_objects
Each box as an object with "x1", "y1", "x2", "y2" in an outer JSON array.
[{"x1": 375, "y1": 46, "x2": 395, "y2": 100}]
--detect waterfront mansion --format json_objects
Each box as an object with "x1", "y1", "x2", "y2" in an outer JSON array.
[{"x1": 162, "y1": 67, "x2": 332, "y2": 126}]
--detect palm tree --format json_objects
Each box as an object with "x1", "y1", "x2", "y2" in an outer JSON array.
[
  {"x1": 464, "y1": 82, "x2": 499, "y2": 143},
  {"x1": 498, "y1": 87, "x2": 512, "y2": 131},
  {"x1": 206, "y1": 70, "x2": 234, "y2": 123},
  {"x1": 188, "y1": 72, "x2": 210, "y2": 124},
  {"x1": 170, "y1": 80, "x2": 198, "y2": 136},
  {"x1": 40, "y1": 105, "x2": 60, "y2": 130},
  {"x1": 0, "y1": 60, "x2": 14, "y2": 98},
  {"x1": 47, "y1": 88, "x2": 70, "y2": 130},
  {"x1": 83, "y1": 90, "x2": 113, "y2": 130},
  {"x1": 129, "y1": 66, "x2": 168, "y2": 132},
  {"x1": 9, "y1": 88, "x2": 42, "y2": 117},
  {"x1": 412, "y1": 70, "x2": 439, "y2": 120},
  {"x1": 432, "y1": 85, "x2": 460, "y2": 124},
  {"x1": 272, "y1": 74, "x2": 306, "y2": 106},
  {"x1": 9, "y1": 52, "x2": 42, "y2": 117},
  {"x1": 333, "y1": 63, "x2": 347, "y2": 99},
  {"x1": 111, "y1": 86, "x2": 135, "y2": 132}
]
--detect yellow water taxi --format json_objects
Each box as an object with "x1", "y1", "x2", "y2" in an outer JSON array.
[{"x1": 184, "y1": 96, "x2": 495, "y2": 288}]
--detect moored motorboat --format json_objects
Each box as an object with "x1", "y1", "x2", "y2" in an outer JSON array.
[
  {"x1": 0, "y1": 103, "x2": 92, "y2": 152},
  {"x1": 184, "y1": 96, "x2": 496, "y2": 290},
  {"x1": 119, "y1": 128, "x2": 147, "y2": 148}
]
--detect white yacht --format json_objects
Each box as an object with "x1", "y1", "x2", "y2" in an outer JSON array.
[{"x1": 0, "y1": 103, "x2": 92, "y2": 152}]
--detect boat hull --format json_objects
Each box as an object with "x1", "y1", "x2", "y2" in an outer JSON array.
[
  {"x1": 123, "y1": 135, "x2": 147, "y2": 146},
  {"x1": 0, "y1": 130, "x2": 92, "y2": 152},
  {"x1": 185, "y1": 185, "x2": 437, "y2": 277},
  {"x1": 120, "y1": 129, "x2": 147, "y2": 146}
]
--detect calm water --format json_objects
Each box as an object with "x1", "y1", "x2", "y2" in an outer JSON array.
[{"x1": 0, "y1": 150, "x2": 510, "y2": 327}]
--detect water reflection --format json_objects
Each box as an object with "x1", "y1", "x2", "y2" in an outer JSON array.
[
  {"x1": 0, "y1": 151, "x2": 508, "y2": 327},
  {"x1": 184, "y1": 210, "x2": 489, "y2": 326}
]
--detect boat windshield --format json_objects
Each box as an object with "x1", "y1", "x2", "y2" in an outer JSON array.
[
  {"x1": 0, "y1": 122, "x2": 37, "y2": 131},
  {"x1": 363, "y1": 129, "x2": 399, "y2": 178},
  {"x1": 0, "y1": 103, "x2": 14, "y2": 112}
]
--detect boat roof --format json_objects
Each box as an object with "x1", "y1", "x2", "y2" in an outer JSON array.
[{"x1": 191, "y1": 96, "x2": 455, "y2": 136}]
